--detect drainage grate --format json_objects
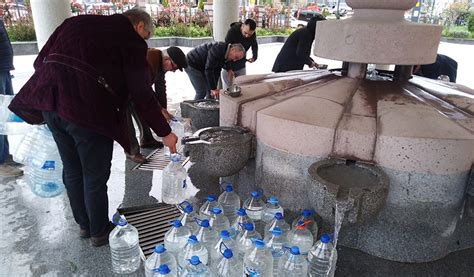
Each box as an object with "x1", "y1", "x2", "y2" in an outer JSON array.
[
  {"x1": 133, "y1": 148, "x2": 188, "y2": 171},
  {"x1": 118, "y1": 204, "x2": 182, "y2": 258}
]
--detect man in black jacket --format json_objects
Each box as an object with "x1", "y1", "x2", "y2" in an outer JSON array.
[
  {"x1": 413, "y1": 54, "x2": 457, "y2": 83},
  {"x1": 222, "y1": 19, "x2": 258, "y2": 89},
  {"x1": 272, "y1": 15, "x2": 325, "y2": 72},
  {"x1": 185, "y1": 42, "x2": 245, "y2": 99}
]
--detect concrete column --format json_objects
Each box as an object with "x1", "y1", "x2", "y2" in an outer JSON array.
[
  {"x1": 212, "y1": 0, "x2": 239, "y2": 41},
  {"x1": 30, "y1": 0, "x2": 71, "y2": 50}
]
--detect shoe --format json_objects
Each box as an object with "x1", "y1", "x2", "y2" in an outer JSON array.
[
  {"x1": 90, "y1": 222, "x2": 115, "y2": 247},
  {"x1": 0, "y1": 164, "x2": 24, "y2": 177},
  {"x1": 79, "y1": 228, "x2": 91, "y2": 238},
  {"x1": 140, "y1": 139, "x2": 163, "y2": 149},
  {"x1": 125, "y1": 153, "x2": 147, "y2": 164},
  {"x1": 5, "y1": 155, "x2": 23, "y2": 167}
]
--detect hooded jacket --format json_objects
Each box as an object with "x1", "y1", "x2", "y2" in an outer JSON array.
[{"x1": 224, "y1": 22, "x2": 258, "y2": 71}]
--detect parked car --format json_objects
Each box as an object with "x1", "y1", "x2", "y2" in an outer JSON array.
[{"x1": 290, "y1": 9, "x2": 323, "y2": 28}]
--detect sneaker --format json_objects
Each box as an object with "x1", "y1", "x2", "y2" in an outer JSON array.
[{"x1": 0, "y1": 164, "x2": 24, "y2": 177}]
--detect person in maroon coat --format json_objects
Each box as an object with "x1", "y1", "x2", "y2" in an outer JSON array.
[{"x1": 9, "y1": 9, "x2": 178, "y2": 247}]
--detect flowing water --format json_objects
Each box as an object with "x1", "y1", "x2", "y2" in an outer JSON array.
[{"x1": 327, "y1": 201, "x2": 350, "y2": 276}]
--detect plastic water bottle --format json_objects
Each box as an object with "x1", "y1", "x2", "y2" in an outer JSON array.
[
  {"x1": 211, "y1": 243, "x2": 241, "y2": 276},
  {"x1": 178, "y1": 235, "x2": 209, "y2": 268},
  {"x1": 264, "y1": 227, "x2": 287, "y2": 274},
  {"x1": 243, "y1": 190, "x2": 265, "y2": 234},
  {"x1": 292, "y1": 209, "x2": 319, "y2": 241},
  {"x1": 278, "y1": 246, "x2": 308, "y2": 276},
  {"x1": 235, "y1": 222, "x2": 262, "y2": 260},
  {"x1": 229, "y1": 208, "x2": 254, "y2": 239},
  {"x1": 145, "y1": 245, "x2": 178, "y2": 277},
  {"x1": 217, "y1": 183, "x2": 240, "y2": 224},
  {"x1": 162, "y1": 154, "x2": 187, "y2": 205},
  {"x1": 243, "y1": 239, "x2": 273, "y2": 277},
  {"x1": 262, "y1": 196, "x2": 284, "y2": 224},
  {"x1": 264, "y1": 212, "x2": 290, "y2": 239},
  {"x1": 165, "y1": 118, "x2": 184, "y2": 156},
  {"x1": 307, "y1": 234, "x2": 337, "y2": 277},
  {"x1": 210, "y1": 230, "x2": 236, "y2": 265},
  {"x1": 199, "y1": 195, "x2": 223, "y2": 220},
  {"x1": 181, "y1": 256, "x2": 211, "y2": 276},
  {"x1": 209, "y1": 207, "x2": 230, "y2": 235},
  {"x1": 109, "y1": 216, "x2": 141, "y2": 274},
  {"x1": 194, "y1": 218, "x2": 219, "y2": 253},
  {"x1": 287, "y1": 220, "x2": 314, "y2": 257},
  {"x1": 178, "y1": 201, "x2": 199, "y2": 233},
  {"x1": 164, "y1": 220, "x2": 192, "y2": 258}
]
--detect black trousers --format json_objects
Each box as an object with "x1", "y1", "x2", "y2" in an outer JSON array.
[{"x1": 42, "y1": 111, "x2": 113, "y2": 237}]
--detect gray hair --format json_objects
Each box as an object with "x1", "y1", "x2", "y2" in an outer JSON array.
[
  {"x1": 230, "y1": 43, "x2": 245, "y2": 53},
  {"x1": 123, "y1": 8, "x2": 154, "y2": 35}
]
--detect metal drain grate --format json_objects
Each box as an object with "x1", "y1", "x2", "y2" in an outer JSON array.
[
  {"x1": 133, "y1": 148, "x2": 188, "y2": 171},
  {"x1": 118, "y1": 204, "x2": 182, "y2": 258}
]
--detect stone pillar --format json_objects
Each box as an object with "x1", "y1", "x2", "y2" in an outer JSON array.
[
  {"x1": 212, "y1": 0, "x2": 239, "y2": 41},
  {"x1": 30, "y1": 0, "x2": 71, "y2": 50}
]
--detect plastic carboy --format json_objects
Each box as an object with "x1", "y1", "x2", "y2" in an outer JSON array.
[
  {"x1": 264, "y1": 227, "x2": 287, "y2": 274},
  {"x1": 277, "y1": 246, "x2": 308, "y2": 277},
  {"x1": 287, "y1": 220, "x2": 314, "y2": 257},
  {"x1": 178, "y1": 201, "x2": 199, "y2": 233},
  {"x1": 211, "y1": 243, "x2": 241, "y2": 276},
  {"x1": 217, "y1": 182, "x2": 240, "y2": 223},
  {"x1": 199, "y1": 195, "x2": 223, "y2": 220},
  {"x1": 262, "y1": 196, "x2": 284, "y2": 224},
  {"x1": 178, "y1": 235, "x2": 209, "y2": 268},
  {"x1": 181, "y1": 256, "x2": 211, "y2": 277},
  {"x1": 194, "y1": 218, "x2": 219, "y2": 252},
  {"x1": 164, "y1": 220, "x2": 192, "y2": 258},
  {"x1": 109, "y1": 216, "x2": 141, "y2": 274},
  {"x1": 243, "y1": 239, "x2": 273, "y2": 277},
  {"x1": 235, "y1": 222, "x2": 262, "y2": 260},
  {"x1": 210, "y1": 230, "x2": 236, "y2": 265},
  {"x1": 162, "y1": 154, "x2": 187, "y2": 204},
  {"x1": 264, "y1": 212, "x2": 290, "y2": 239},
  {"x1": 145, "y1": 245, "x2": 178, "y2": 277},
  {"x1": 165, "y1": 118, "x2": 184, "y2": 156},
  {"x1": 209, "y1": 207, "x2": 230, "y2": 234},
  {"x1": 292, "y1": 209, "x2": 319, "y2": 240},
  {"x1": 243, "y1": 190, "x2": 265, "y2": 234},
  {"x1": 148, "y1": 264, "x2": 175, "y2": 276},
  {"x1": 229, "y1": 208, "x2": 254, "y2": 239},
  {"x1": 307, "y1": 234, "x2": 337, "y2": 277}
]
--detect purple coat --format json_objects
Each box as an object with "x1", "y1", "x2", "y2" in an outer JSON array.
[{"x1": 9, "y1": 14, "x2": 171, "y2": 153}]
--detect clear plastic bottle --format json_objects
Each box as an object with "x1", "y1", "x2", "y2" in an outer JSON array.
[
  {"x1": 211, "y1": 243, "x2": 241, "y2": 277},
  {"x1": 162, "y1": 154, "x2": 187, "y2": 204},
  {"x1": 292, "y1": 209, "x2": 319, "y2": 241},
  {"x1": 178, "y1": 201, "x2": 199, "y2": 233},
  {"x1": 235, "y1": 222, "x2": 262, "y2": 261},
  {"x1": 145, "y1": 245, "x2": 178, "y2": 277},
  {"x1": 217, "y1": 183, "x2": 241, "y2": 224},
  {"x1": 14, "y1": 125, "x2": 41, "y2": 166},
  {"x1": 181, "y1": 256, "x2": 211, "y2": 277},
  {"x1": 109, "y1": 217, "x2": 141, "y2": 274},
  {"x1": 229, "y1": 208, "x2": 254, "y2": 239},
  {"x1": 165, "y1": 118, "x2": 184, "y2": 156},
  {"x1": 278, "y1": 246, "x2": 308, "y2": 277},
  {"x1": 148, "y1": 264, "x2": 176, "y2": 276},
  {"x1": 210, "y1": 230, "x2": 236, "y2": 265},
  {"x1": 262, "y1": 196, "x2": 284, "y2": 224},
  {"x1": 209, "y1": 207, "x2": 230, "y2": 235},
  {"x1": 194, "y1": 218, "x2": 219, "y2": 253},
  {"x1": 178, "y1": 235, "x2": 209, "y2": 268},
  {"x1": 264, "y1": 227, "x2": 287, "y2": 275},
  {"x1": 243, "y1": 239, "x2": 273, "y2": 277},
  {"x1": 164, "y1": 220, "x2": 192, "y2": 258},
  {"x1": 307, "y1": 234, "x2": 337, "y2": 277},
  {"x1": 287, "y1": 220, "x2": 314, "y2": 257},
  {"x1": 199, "y1": 195, "x2": 223, "y2": 220},
  {"x1": 264, "y1": 212, "x2": 290, "y2": 239},
  {"x1": 243, "y1": 190, "x2": 265, "y2": 234}
]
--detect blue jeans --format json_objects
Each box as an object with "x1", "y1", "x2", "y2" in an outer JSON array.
[
  {"x1": 185, "y1": 66, "x2": 211, "y2": 100},
  {"x1": 0, "y1": 71, "x2": 13, "y2": 164}
]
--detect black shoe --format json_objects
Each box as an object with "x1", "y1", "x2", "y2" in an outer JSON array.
[
  {"x1": 5, "y1": 154, "x2": 23, "y2": 167},
  {"x1": 90, "y1": 222, "x2": 115, "y2": 247},
  {"x1": 79, "y1": 228, "x2": 91, "y2": 238}
]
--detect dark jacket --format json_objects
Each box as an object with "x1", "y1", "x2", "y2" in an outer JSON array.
[
  {"x1": 272, "y1": 19, "x2": 318, "y2": 72},
  {"x1": 9, "y1": 14, "x2": 171, "y2": 153},
  {"x1": 186, "y1": 42, "x2": 229, "y2": 90},
  {"x1": 224, "y1": 22, "x2": 258, "y2": 71},
  {"x1": 419, "y1": 54, "x2": 457, "y2": 83},
  {"x1": 0, "y1": 20, "x2": 14, "y2": 72}
]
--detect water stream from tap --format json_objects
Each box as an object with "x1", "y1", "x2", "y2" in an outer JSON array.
[{"x1": 327, "y1": 201, "x2": 349, "y2": 276}]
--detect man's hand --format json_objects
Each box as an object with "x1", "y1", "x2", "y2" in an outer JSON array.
[
  {"x1": 162, "y1": 132, "x2": 178, "y2": 154},
  {"x1": 247, "y1": 58, "x2": 255, "y2": 63},
  {"x1": 161, "y1": 108, "x2": 173, "y2": 122},
  {"x1": 310, "y1": 61, "x2": 318, "y2": 68},
  {"x1": 227, "y1": 70, "x2": 234, "y2": 85},
  {"x1": 211, "y1": 89, "x2": 220, "y2": 99}
]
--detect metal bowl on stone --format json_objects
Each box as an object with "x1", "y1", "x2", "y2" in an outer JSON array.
[
  {"x1": 180, "y1": 99, "x2": 219, "y2": 132},
  {"x1": 224, "y1": 85, "x2": 242, "y2": 97},
  {"x1": 182, "y1": 126, "x2": 254, "y2": 177}
]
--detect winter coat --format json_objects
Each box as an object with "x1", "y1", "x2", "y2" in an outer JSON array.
[
  {"x1": 0, "y1": 20, "x2": 14, "y2": 72},
  {"x1": 186, "y1": 42, "x2": 229, "y2": 90},
  {"x1": 224, "y1": 22, "x2": 258, "y2": 71}
]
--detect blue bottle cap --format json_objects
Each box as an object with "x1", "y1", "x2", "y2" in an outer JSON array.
[
  {"x1": 302, "y1": 209, "x2": 313, "y2": 217},
  {"x1": 179, "y1": 201, "x2": 194, "y2": 214},
  {"x1": 237, "y1": 208, "x2": 247, "y2": 216},
  {"x1": 290, "y1": 246, "x2": 301, "y2": 255},
  {"x1": 250, "y1": 191, "x2": 260, "y2": 198},
  {"x1": 188, "y1": 235, "x2": 198, "y2": 244},
  {"x1": 197, "y1": 219, "x2": 210, "y2": 228},
  {"x1": 271, "y1": 227, "x2": 283, "y2": 236},
  {"x1": 170, "y1": 220, "x2": 182, "y2": 228},
  {"x1": 156, "y1": 264, "x2": 171, "y2": 274},
  {"x1": 117, "y1": 217, "x2": 128, "y2": 227},
  {"x1": 275, "y1": 212, "x2": 283, "y2": 220},
  {"x1": 211, "y1": 207, "x2": 222, "y2": 215},
  {"x1": 170, "y1": 153, "x2": 181, "y2": 162},
  {"x1": 320, "y1": 234, "x2": 331, "y2": 243},
  {"x1": 254, "y1": 239, "x2": 265, "y2": 248},
  {"x1": 242, "y1": 222, "x2": 254, "y2": 231},
  {"x1": 224, "y1": 184, "x2": 233, "y2": 192},
  {"x1": 267, "y1": 196, "x2": 279, "y2": 204},
  {"x1": 189, "y1": 256, "x2": 201, "y2": 265},
  {"x1": 223, "y1": 249, "x2": 233, "y2": 259},
  {"x1": 154, "y1": 244, "x2": 166, "y2": 254},
  {"x1": 220, "y1": 230, "x2": 230, "y2": 239},
  {"x1": 207, "y1": 195, "x2": 216, "y2": 202}
]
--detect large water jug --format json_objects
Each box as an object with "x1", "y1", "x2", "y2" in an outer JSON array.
[
  {"x1": 287, "y1": 220, "x2": 314, "y2": 257},
  {"x1": 243, "y1": 190, "x2": 265, "y2": 234},
  {"x1": 278, "y1": 246, "x2": 308, "y2": 276},
  {"x1": 178, "y1": 201, "x2": 199, "y2": 233},
  {"x1": 307, "y1": 234, "x2": 337, "y2": 277},
  {"x1": 194, "y1": 218, "x2": 219, "y2": 252},
  {"x1": 199, "y1": 195, "x2": 223, "y2": 220},
  {"x1": 209, "y1": 207, "x2": 230, "y2": 234},
  {"x1": 148, "y1": 264, "x2": 175, "y2": 276},
  {"x1": 292, "y1": 209, "x2": 319, "y2": 241},
  {"x1": 109, "y1": 216, "x2": 141, "y2": 274},
  {"x1": 264, "y1": 212, "x2": 290, "y2": 239},
  {"x1": 264, "y1": 227, "x2": 287, "y2": 274},
  {"x1": 145, "y1": 245, "x2": 178, "y2": 277},
  {"x1": 210, "y1": 230, "x2": 236, "y2": 265},
  {"x1": 14, "y1": 125, "x2": 41, "y2": 166},
  {"x1": 164, "y1": 220, "x2": 192, "y2": 258},
  {"x1": 181, "y1": 256, "x2": 211, "y2": 277},
  {"x1": 262, "y1": 196, "x2": 284, "y2": 224},
  {"x1": 26, "y1": 125, "x2": 65, "y2": 198},
  {"x1": 235, "y1": 222, "x2": 262, "y2": 260},
  {"x1": 217, "y1": 183, "x2": 240, "y2": 224},
  {"x1": 211, "y1": 243, "x2": 241, "y2": 276},
  {"x1": 229, "y1": 208, "x2": 254, "y2": 239},
  {"x1": 165, "y1": 118, "x2": 184, "y2": 156},
  {"x1": 178, "y1": 235, "x2": 209, "y2": 268},
  {"x1": 162, "y1": 154, "x2": 187, "y2": 204},
  {"x1": 243, "y1": 239, "x2": 273, "y2": 277}
]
